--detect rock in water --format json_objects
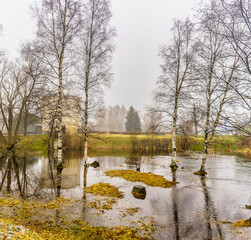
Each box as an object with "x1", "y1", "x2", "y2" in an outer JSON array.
[
  {"x1": 132, "y1": 185, "x2": 146, "y2": 200},
  {"x1": 91, "y1": 161, "x2": 100, "y2": 168}
]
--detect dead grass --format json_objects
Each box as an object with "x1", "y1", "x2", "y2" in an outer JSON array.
[
  {"x1": 105, "y1": 170, "x2": 176, "y2": 188},
  {"x1": 85, "y1": 182, "x2": 124, "y2": 198}
]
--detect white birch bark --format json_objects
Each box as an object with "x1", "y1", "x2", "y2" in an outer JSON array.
[
  {"x1": 170, "y1": 100, "x2": 178, "y2": 169},
  {"x1": 196, "y1": 56, "x2": 237, "y2": 175}
]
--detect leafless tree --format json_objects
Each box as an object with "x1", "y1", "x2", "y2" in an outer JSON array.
[
  {"x1": 0, "y1": 58, "x2": 43, "y2": 146},
  {"x1": 193, "y1": 5, "x2": 239, "y2": 176},
  {"x1": 142, "y1": 108, "x2": 163, "y2": 134},
  {"x1": 177, "y1": 114, "x2": 193, "y2": 136},
  {"x1": 154, "y1": 18, "x2": 198, "y2": 169},
  {"x1": 204, "y1": 0, "x2": 251, "y2": 133},
  {"x1": 32, "y1": 0, "x2": 82, "y2": 169},
  {"x1": 19, "y1": 43, "x2": 47, "y2": 135},
  {"x1": 76, "y1": 0, "x2": 116, "y2": 164}
]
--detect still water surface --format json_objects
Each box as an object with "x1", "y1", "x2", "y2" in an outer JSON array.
[{"x1": 0, "y1": 153, "x2": 250, "y2": 239}]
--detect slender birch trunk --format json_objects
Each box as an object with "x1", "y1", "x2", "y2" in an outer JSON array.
[
  {"x1": 83, "y1": 0, "x2": 94, "y2": 165},
  {"x1": 55, "y1": 1, "x2": 67, "y2": 195},
  {"x1": 56, "y1": 49, "x2": 65, "y2": 197},
  {"x1": 57, "y1": 64, "x2": 63, "y2": 165},
  {"x1": 56, "y1": 0, "x2": 67, "y2": 166},
  {"x1": 83, "y1": 74, "x2": 89, "y2": 165},
  {"x1": 56, "y1": 66, "x2": 64, "y2": 197},
  {"x1": 195, "y1": 57, "x2": 237, "y2": 176},
  {"x1": 170, "y1": 99, "x2": 178, "y2": 169},
  {"x1": 83, "y1": 93, "x2": 88, "y2": 165}
]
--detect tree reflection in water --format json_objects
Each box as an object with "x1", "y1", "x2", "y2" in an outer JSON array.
[
  {"x1": 171, "y1": 168, "x2": 180, "y2": 240},
  {"x1": 82, "y1": 159, "x2": 88, "y2": 201},
  {"x1": 125, "y1": 151, "x2": 144, "y2": 172},
  {"x1": 0, "y1": 153, "x2": 30, "y2": 198},
  {"x1": 200, "y1": 177, "x2": 223, "y2": 240},
  {"x1": 167, "y1": 169, "x2": 224, "y2": 239},
  {"x1": 0, "y1": 152, "x2": 249, "y2": 239},
  {"x1": 0, "y1": 151, "x2": 57, "y2": 199}
]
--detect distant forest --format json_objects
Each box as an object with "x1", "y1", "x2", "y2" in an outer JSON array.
[
  {"x1": 92, "y1": 105, "x2": 166, "y2": 133},
  {"x1": 93, "y1": 105, "x2": 128, "y2": 132}
]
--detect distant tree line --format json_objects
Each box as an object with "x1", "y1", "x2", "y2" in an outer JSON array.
[
  {"x1": 94, "y1": 105, "x2": 127, "y2": 132},
  {"x1": 93, "y1": 105, "x2": 143, "y2": 132}
]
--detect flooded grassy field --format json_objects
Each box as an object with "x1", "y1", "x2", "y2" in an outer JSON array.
[{"x1": 0, "y1": 152, "x2": 250, "y2": 239}]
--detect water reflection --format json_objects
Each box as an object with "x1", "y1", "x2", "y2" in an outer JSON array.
[
  {"x1": 0, "y1": 153, "x2": 44, "y2": 198},
  {"x1": 171, "y1": 169, "x2": 179, "y2": 240},
  {"x1": 0, "y1": 152, "x2": 250, "y2": 239},
  {"x1": 82, "y1": 160, "x2": 88, "y2": 200},
  {"x1": 125, "y1": 151, "x2": 146, "y2": 172},
  {"x1": 200, "y1": 177, "x2": 223, "y2": 240}
]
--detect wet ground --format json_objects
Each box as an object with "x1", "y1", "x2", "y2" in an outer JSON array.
[{"x1": 0, "y1": 153, "x2": 250, "y2": 239}]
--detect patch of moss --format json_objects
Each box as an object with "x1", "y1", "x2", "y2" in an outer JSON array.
[
  {"x1": 90, "y1": 197, "x2": 118, "y2": 214},
  {"x1": 0, "y1": 197, "x2": 150, "y2": 240},
  {"x1": 85, "y1": 182, "x2": 124, "y2": 198},
  {"x1": 235, "y1": 230, "x2": 242, "y2": 234},
  {"x1": 220, "y1": 220, "x2": 233, "y2": 224},
  {"x1": 123, "y1": 207, "x2": 140, "y2": 216},
  {"x1": 105, "y1": 170, "x2": 175, "y2": 188},
  {"x1": 130, "y1": 217, "x2": 155, "y2": 236},
  {"x1": 233, "y1": 218, "x2": 251, "y2": 228},
  {"x1": 193, "y1": 170, "x2": 207, "y2": 176}
]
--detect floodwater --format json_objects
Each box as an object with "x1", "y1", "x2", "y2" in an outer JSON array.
[{"x1": 0, "y1": 152, "x2": 250, "y2": 239}]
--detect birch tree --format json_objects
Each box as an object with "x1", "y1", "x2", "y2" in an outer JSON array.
[
  {"x1": 154, "y1": 18, "x2": 197, "y2": 169},
  {"x1": 208, "y1": 0, "x2": 251, "y2": 133},
  {"x1": 32, "y1": 0, "x2": 82, "y2": 167},
  {"x1": 194, "y1": 5, "x2": 239, "y2": 176},
  {"x1": 77, "y1": 0, "x2": 115, "y2": 164}
]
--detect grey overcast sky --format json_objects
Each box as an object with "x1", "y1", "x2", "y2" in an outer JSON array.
[{"x1": 0, "y1": 0, "x2": 195, "y2": 111}]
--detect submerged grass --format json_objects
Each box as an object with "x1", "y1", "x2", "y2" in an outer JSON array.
[
  {"x1": 233, "y1": 219, "x2": 251, "y2": 228},
  {"x1": 85, "y1": 182, "x2": 124, "y2": 198},
  {"x1": 85, "y1": 183, "x2": 124, "y2": 214},
  {"x1": 124, "y1": 207, "x2": 140, "y2": 216},
  {"x1": 220, "y1": 220, "x2": 233, "y2": 224},
  {"x1": 105, "y1": 170, "x2": 176, "y2": 188},
  {"x1": 0, "y1": 196, "x2": 149, "y2": 240},
  {"x1": 90, "y1": 197, "x2": 118, "y2": 214}
]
